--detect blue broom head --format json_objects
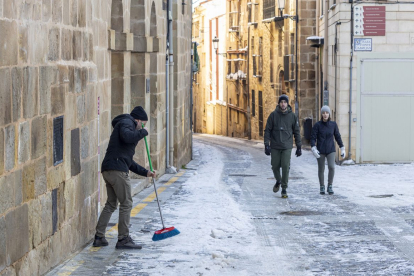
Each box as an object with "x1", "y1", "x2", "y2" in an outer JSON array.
[{"x1": 152, "y1": 226, "x2": 180, "y2": 241}]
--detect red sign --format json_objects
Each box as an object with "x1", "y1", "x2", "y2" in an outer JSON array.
[
  {"x1": 363, "y1": 30, "x2": 386, "y2": 36},
  {"x1": 354, "y1": 5, "x2": 386, "y2": 36}
]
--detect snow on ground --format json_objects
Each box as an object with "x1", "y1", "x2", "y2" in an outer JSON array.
[
  {"x1": 112, "y1": 141, "x2": 275, "y2": 276},
  {"x1": 298, "y1": 149, "x2": 414, "y2": 208}
]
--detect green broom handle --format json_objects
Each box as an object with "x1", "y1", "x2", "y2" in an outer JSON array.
[
  {"x1": 142, "y1": 123, "x2": 154, "y2": 172},
  {"x1": 142, "y1": 123, "x2": 166, "y2": 229}
]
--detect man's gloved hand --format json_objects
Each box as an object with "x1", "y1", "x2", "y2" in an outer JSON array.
[
  {"x1": 265, "y1": 145, "x2": 271, "y2": 156},
  {"x1": 295, "y1": 146, "x2": 302, "y2": 157},
  {"x1": 311, "y1": 146, "x2": 320, "y2": 158},
  {"x1": 340, "y1": 147, "x2": 346, "y2": 158}
]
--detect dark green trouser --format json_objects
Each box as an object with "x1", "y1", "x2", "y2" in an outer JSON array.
[
  {"x1": 96, "y1": 170, "x2": 133, "y2": 240},
  {"x1": 271, "y1": 149, "x2": 292, "y2": 189},
  {"x1": 317, "y1": 152, "x2": 336, "y2": 187}
]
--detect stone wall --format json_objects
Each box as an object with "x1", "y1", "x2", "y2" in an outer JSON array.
[
  {"x1": 0, "y1": 0, "x2": 108, "y2": 274},
  {"x1": 0, "y1": 0, "x2": 193, "y2": 275}
]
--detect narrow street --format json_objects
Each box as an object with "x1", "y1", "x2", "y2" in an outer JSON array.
[{"x1": 49, "y1": 134, "x2": 414, "y2": 276}]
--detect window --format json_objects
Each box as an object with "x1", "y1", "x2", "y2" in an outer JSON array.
[
  {"x1": 194, "y1": 21, "x2": 199, "y2": 38},
  {"x1": 259, "y1": 91, "x2": 263, "y2": 136},
  {"x1": 227, "y1": 61, "x2": 232, "y2": 75},
  {"x1": 263, "y1": 0, "x2": 275, "y2": 20},
  {"x1": 253, "y1": 55, "x2": 257, "y2": 76},
  {"x1": 248, "y1": 2, "x2": 259, "y2": 24},
  {"x1": 320, "y1": 0, "x2": 324, "y2": 16},
  {"x1": 182, "y1": 0, "x2": 185, "y2": 14},
  {"x1": 270, "y1": 37, "x2": 274, "y2": 83},
  {"x1": 252, "y1": 90, "x2": 255, "y2": 116},
  {"x1": 259, "y1": 37, "x2": 263, "y2": 76}
]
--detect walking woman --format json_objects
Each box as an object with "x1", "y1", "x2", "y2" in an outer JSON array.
[{"x1": 310, "y1": 106, "x2": 345, "y2": 195}]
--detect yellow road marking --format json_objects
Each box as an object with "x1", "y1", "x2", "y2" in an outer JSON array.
[
  {"x1": 165, "y1": 177, "x2": 179, "y2": 186},
  {"x1": 143, "y1": 187, "x2": 167, "y2": 202},
  {"x1": 131, "y1": 203, "x2": 147, "y2": 217},
  {"x1": 57, "y1": 261, "x2": 85, "y2": 276},
  {"x1": 176, "y1": 170, "x2": 186, "y2": 177}
]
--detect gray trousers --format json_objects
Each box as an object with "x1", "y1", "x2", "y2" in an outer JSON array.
[
  {"x1": 317, "y1": 152, "x2": 336, "y2": 187},
  {"x1": 96, "y1": 170, "x2": 133, "y2": 240}
]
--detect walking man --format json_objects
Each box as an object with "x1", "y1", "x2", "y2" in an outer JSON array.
[
  {"x1": 264, "y1": 95, "x2": 302, "y2": 198},
  {"x1": 93, "y1": 106, "x2": 155, "y2": 249}
]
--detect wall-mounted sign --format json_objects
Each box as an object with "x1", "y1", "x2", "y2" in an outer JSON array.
[
  {"x1": 354, "y1": 38, "x2": 372, "y2": 51},
  {"x1": 354, "y1": 6, "x2": 386, "y2": 36}
]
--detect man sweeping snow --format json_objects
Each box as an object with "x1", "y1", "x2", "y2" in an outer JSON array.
[{"x1": 93, "y1": 106, "x2": 155, "y2": 249}]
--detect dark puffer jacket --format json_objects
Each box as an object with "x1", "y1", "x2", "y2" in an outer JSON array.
[
  {"x1": 310, "y1": 120, "x2": 344, "y2": 155},
  {"x1": 264, "y1": 105, "x2": 302, "y2": 150},
  {"x1": 101, "y1": 114, "x2": 148, "y2": 176}
]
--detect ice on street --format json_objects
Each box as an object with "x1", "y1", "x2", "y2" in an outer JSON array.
[{"x1": 48, "y1": 134, "x2": 414, "y2": 276}]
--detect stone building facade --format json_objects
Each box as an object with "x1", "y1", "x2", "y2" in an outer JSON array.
[
  {"x1": 192, "y1": 0, "x2": 227, "y2": 135},
  {"x1": 314, "y1": 0, "x2": 414, "y2": 163},
  {"x1": 192, "y1": 0, "x2": 316, "y2": 140},
  {"x1": 0, "y1": 0, "x2": 192, "y2": 275}
]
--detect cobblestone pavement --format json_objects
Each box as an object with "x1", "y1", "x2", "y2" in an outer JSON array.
[{"x1": 47, "y1": 134, "x2": 414, "y2": 275}]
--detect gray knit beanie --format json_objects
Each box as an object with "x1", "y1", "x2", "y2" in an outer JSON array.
[{"x1": 321, "y1": 105, "x2": 331, "y2": 115}]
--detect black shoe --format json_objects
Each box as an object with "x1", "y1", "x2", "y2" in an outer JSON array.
[
  {"x1": 116, "y1": 235, "x2": 142, "y2": 249},
  {"x1": 273, "y1": 181, "x2": 281, "y2": 193},
  {"x1": 281, "y1": 188, "x2": 288, "y2": 198},
  {"x1": 320, "y1": 186, "x2": 325, "y2": 195},
  {"x1": 327, "y1": 185, "x2": 334, "y2": 195},
  {"x1": 93, "y1": 235, "x2": 109, "y2": 247}
]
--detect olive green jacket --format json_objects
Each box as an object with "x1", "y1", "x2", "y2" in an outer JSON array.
[{"x1": 264, "y1": 106, "x2": 302, "y2": 150}]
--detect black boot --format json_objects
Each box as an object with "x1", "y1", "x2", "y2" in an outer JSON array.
[
  {"x1": 93, "y1": 235, "x2": 109, "y2": 247},
  {"x1": 281, "y1": 188, "x2": 288, "y2": 198},
  {"x1": 273, "y1": 181, "x2": 281, "y2": 193},
  {"x1": 327, "y1": 185, "x2": 334, "y2": 195},
  {"x1": 116, "y1": 235, "x2": 142, "y2": 249},
  {"x1": 320, "y1": 186, "x2": 325, "y2": 195}
]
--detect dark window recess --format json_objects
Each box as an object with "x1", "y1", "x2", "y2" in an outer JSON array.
[
  {"x1": 263, "y1": 0, "x2": 275, "y2": 19},
  {"x1": 52, "y1": 188, "x2": 58, "y2": 234},
  {"x1": 252, "y1": 90, "x2": 256, "y2": 117},
  {"x1": 227, "y1": 61, "x2": 232, "y2": 75},
  {"x1": 163, "y1": 0, "x2": 167, "y2": 10},
  {"x1": 253, "y1": 57, "x2": 257, "y2": 76},
  {"x1": 71, "y1": 128, "x2": 81, "y2": 177},
  {"x1": 259, "y1": 91, "x2": 263, "y2": 136},
  {"x1": 284, "y1": 55, "x2": 290, "y2": 81},
  {"x1": 53, "y1": 116, "x2": 64, "y2": 166},
  {"x1": 248, "y1": 5, "x2": 252, "y2": 23}
]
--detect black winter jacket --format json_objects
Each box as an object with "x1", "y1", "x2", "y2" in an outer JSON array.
[
  {"x1": 310, "y1": 120, "x2": 344, "y2": 155},
  {"x1": 101, "y1": 114, "x2": 149, "y2": 176}
]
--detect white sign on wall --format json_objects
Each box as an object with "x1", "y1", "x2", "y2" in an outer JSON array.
[{"x1": 354, "y1": 38, "x2": 372, "y2": 51}]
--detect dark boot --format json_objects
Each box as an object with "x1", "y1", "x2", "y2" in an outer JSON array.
[
  {"x1": 327, "y1": 185, "x2": 334, "y2": 195},
  {"x1": 320, "y1": 185, "x2": 325, "y2": 195},
  {"x1": 281, "y1": 188, "x2": 288, "y2": 198},
  {"x1": 116, "y1": 235, "x2": 142, "y2": 249},
  {"x1": 273, "y1": 181, "x2": 281, "y2": 193},
  {"x1": 93, "y1": 235, "x2": 109, "y2": 247}
]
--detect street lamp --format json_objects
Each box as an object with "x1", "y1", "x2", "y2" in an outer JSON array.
[
  {"x1": 212, "y1": 36, "x2": 227, "y2": 57},
  {"x1": 212, "y1": 36, "x2": 219, "y2": 52},
  {"x1": 278, "y1": 0, "x2": 285, "y2": 16}
]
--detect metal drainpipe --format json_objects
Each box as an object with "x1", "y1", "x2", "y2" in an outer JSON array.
[
  {"x1": 335, "y1": 22, "x2": 341, "y2": 121},
  {"x1": 247, "y1": 26, "x2": 251, "y2": 140},
  {"x1": 294, "y1": 0, "x2": 299, "y2": 118},
  {"x1": 166, "y1": 0, "x2": 170, "y2": 171},
  {"x1": 323, "y1": 0, "x2": 329, "y2": 106},
  {"x1": 168, "y1": 0, "x2": 175, "y2": 169},
  {"x1": 348, "y1": 1, "x2": 354, "y2": 160}
]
